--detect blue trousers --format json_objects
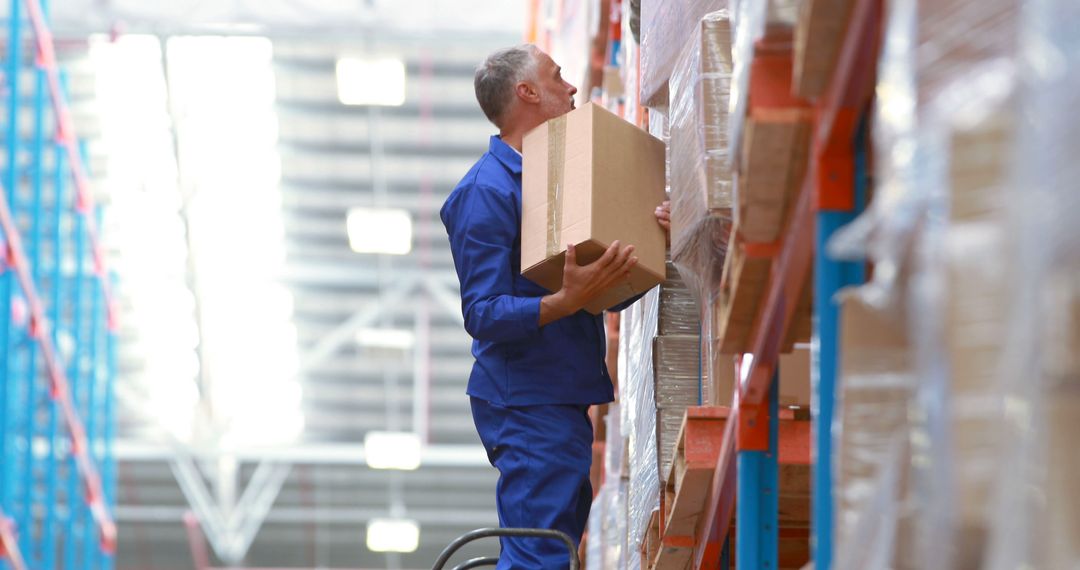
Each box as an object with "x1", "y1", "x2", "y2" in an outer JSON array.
[{"x1": 470, "y1": 397, "x2": 594, "y2": 570}]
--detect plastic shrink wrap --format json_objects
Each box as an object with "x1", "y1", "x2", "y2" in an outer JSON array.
[
  {"x1": 619, "y1": 289, "x2": 660, "y2": 570},
  {"x1": 658, "y1": 261, "x2": 700, "y2": 337},
  {"x1": 727, "y1": 0, "x2": 799, "y2": 166},
  {"x1": 985, "y1": 0, "x2": 1080, "y2": 568},
  {"x1": 639, "y1": 0, "x2": 725, "y2": 109},
  {"x1": 668, "y1": 10, "x2": 735, "y2": 314},
  {"x1": 652, "y1": 334, "x2": 700, "y2": 481},
  {"x1": 828, "y1": 0, "x2": 1080, "y2": 567},
  {"x1": 832, "y1": 288, "x2": 917, "y2": 570}
]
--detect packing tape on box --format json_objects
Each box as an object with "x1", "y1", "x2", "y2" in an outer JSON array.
[{"x1": 546, "y1": 114, "x2": 567, "y2": 257}]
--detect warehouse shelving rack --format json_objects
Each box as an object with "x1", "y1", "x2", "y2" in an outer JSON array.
[
  {"x1": 1, "y1": 0, "x2": 118, "y2": 568},
  {"x1": 690, "y1": 1, "x2": 882, "y2": 569}
]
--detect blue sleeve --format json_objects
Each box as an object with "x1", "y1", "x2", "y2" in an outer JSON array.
[{"x1": 442, "y1": 184, "x2": 542, "y2": 342}]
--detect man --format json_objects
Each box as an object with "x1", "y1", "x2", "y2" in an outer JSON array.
[{"x1": 440, "y1": 44, "x2": 670, "y2": 569}]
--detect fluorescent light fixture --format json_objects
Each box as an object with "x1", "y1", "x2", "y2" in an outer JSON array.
[
  {"x1": 364, "y1": 431, "x2": 422, "y2": 470},
  {"x1": 336, "y1": 57, "x2": 407, "y2": 106},
  {"x1": 366, "y1": 518, "x2": 420, "y2": 553},
  {"x1": 347, "y1": 207, "x2": 413, "y2": 255},
  {"x1": 356, "y1": 327, "x2": 415, "y2": 350}
]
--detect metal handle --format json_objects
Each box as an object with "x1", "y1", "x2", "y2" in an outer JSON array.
[
  {"x1": 431, "y1": 528, "x2": 579, "y2": 570},
  {"x1": 450, "y1": 556, "x2": 500, "y2": 570}
]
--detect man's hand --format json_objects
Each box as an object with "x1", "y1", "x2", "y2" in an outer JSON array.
[
  {"x1": 655, "y1": 200, "x2": 671, "y2": 244},
  {"x1": 540, "y1": 240, "x2": 637, "y2": 325}
]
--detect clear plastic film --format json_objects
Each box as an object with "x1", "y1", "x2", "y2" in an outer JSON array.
[
  {"x1": 605, "y1": 402, "x2": 625, "y2": 481},
  {"x1": 984, "y1": 0, "x2": 1080, "y2": 567},
  {"x1": 586, "y1": 483, "x2": 606, "y2": 570},
  {"x1": 619, "y1": 288, "x2": 661, "y2": 565},
  {"x1": 727, "y1": 0, "x2": 800, "y2": 166},
  {"x1": 653, "y1": 335, "x2": 701, "y2": 409},
  {"x1": 594, "y1": 476, "x2": 627, "y2": 570},
  {"x1": 823, "y1": 0, "x2": 1080, "y2": 568},
  {"x1": 639, "y1": 0, "x2": 726, "y2": 109},
  {"x1": 905, "y1": 2, "x2": 1021, "y2": 567},
  {"x1": 832, "y1": 288, "x2": 917, "y2": 570},
  {"x1": 668, "y1": 9, "x2": 735, "y2": 313},
  {"x1": 652, "y1": 334, "x2": 701, "y2": 480},
  {"x1": 659, "y1": 261, "x2": 701, "y2": 337}
]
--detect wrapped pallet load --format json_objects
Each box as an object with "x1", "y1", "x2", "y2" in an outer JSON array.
[
  {"x1": 619, "y1": 289, "x2": 660, "y2": 570},
  {"x1": 639, "y1": 0, "x2": 726, "y2": 109},
  {"x1": 829, "y1": 0, "x2": 1079, "y2": 567},
  {"x1": 668, "y1": 10, "x2": 735, "y2": 317}
]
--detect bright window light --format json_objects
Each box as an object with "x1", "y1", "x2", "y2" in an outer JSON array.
[
  {"x1": 366, "y1": 518, "x2": 420, "y2": 553},
  {"x1": 347, "y1": 207, "x2": 413, "y2": 255},
  {"x1": 166, "y1": 36, "x2": 303, "y2": 446},
  {"x1": 739, "y1": 354, "x2": 754, "y2": 388},
  {"x1": 336, "y1": 57, "x2": 407, "y2": 106},
  {"x1": 356, "y1": 327, "x2": 415, "y2": 350},
  {"x1": 364, "y1": 431, "x2": 422, "y2": 470}
]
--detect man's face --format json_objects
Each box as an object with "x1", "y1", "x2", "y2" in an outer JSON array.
[{"x1": 533, "y1": 50, "x2": 578, "y2": 120}]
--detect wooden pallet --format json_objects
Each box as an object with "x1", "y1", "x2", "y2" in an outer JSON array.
[
  {"x1": 651, "y1": 410, "x2": 812, "y2": 570},
  {"x1": 793, "y1": 0, "x2": 859, "y2": 98},
  {"x1": 715, "y1": 233, "x2": 771, "y2": 354},
  {"x1": 738, "y1": 110, "x2": 813, "y2": 244},
  {"x1": 783, "y1": 272, "x2": 814, "y2": 350}
]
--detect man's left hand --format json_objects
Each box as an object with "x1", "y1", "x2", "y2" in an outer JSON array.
[{"x1": 654, "y1": 200, "x2": 671, "y2": 242}]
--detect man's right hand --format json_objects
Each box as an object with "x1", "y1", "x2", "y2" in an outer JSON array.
[{"x1": 539, "y1": 240, "x2": 637, "y2": 326}]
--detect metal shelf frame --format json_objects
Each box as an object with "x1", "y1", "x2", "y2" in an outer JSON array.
[
  {"x1": 1, "y1": 0, "x2": 118, "y2": 567},
  {"x1": 692, "y1": 1, "x2": 884, "y2": 568}
]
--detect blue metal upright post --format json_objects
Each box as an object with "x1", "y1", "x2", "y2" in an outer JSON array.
[
  {"x1": 100, "y1": 273, "x2": 118, "y2": 570},
  {"x1": 82, "y1": 205, "x2": 105, "y2": 568},
  {"x1": 44, "y1": 134, "x2": 67, "y2": 570},
  {"x1": 2, "y1": 0, "x2": 24, "y2": 530},
  {"x1": 64, "y1": 199, "x2": 88, "y2": 570},
  {"x1": 736, "y1": 370, "x2": 780, "y2": 570},
  {"x1": 811, "y1": 118, "x2": 869, "y2": 570},
  {"x1": 21, "y1": 0, "x2": 51, "y2": 558}
]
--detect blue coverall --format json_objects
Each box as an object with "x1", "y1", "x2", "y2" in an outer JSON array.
[{"x1": 441, "y1": 135, "x2": 639, "y2": 569}]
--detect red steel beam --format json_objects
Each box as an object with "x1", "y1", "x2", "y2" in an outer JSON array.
[
  {"x1": 740, "y1": 0, "x2": 881, "y2": 409},
  {"x1": 693, "y1": 1, "x2": 883, "y2": 567}
]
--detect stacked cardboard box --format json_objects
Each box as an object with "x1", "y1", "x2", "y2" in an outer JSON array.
[
  {"x1": 521, "y1": 102, "x2": 668, "y2": 313},
  {"x1": 639, "y1": 0, "x2": 726, "y2": 109},
  {"x1": 833, "y1": 292, "x2": 916, "y2": 570},
  {"x1": 668, "y1": 10, "x2": 734, "y2": 317}
]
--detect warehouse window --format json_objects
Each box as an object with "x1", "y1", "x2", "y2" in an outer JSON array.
[{"x1": 165, "y1": 36, "x2": 304, "y2": 446}]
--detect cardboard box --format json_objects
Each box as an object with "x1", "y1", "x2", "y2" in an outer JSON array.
[
  {"x1": 835, "y1": 291, "x2": 916, "y2": 569},
  {"x1": 522, "y1": 103, "x2": 668, "y2": 314}
]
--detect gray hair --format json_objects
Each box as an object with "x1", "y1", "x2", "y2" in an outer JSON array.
[{"x1": 474, "y1": 45, "x2": 538, "y2": 128}]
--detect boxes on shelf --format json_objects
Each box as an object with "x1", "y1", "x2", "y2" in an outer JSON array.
[
  {"x1": 652, "y1": 334, "x2": 700, "y2": 480},
  {"x1": 834, "y1": 290, "x2": 916, "y2": 570},
  {"x1": 668, "y1": 10, "x2": 735, "y2": 314},
  {"x1": 728, "y1": 0, "x2": 801, "y2": 161},
  {"x1": 658, "y1": 261, "x2": 700, "y2": 337},
  {"x1": 521, "y1": 102, "x2": 667, "y2": 314},
  {"x1": 619, "y1": 288, "x2": 661, "y2": 566},
  {"x1": 639, "y1": 0, "x2": 726, "y2": 109},
  {"x1": 793, "y1": 0, "x2": 857, "y2": 98}
]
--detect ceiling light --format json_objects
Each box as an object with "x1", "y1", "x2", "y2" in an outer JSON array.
[
  {"x1": 356, "y1": 327, "x2": 415, "y2": 350},
  {"x1": 347, "y1": 207, "x2": 413, "y2": 255},
  {"x1": 336, "y1": 57, "x2": 407, "y2": 106},
  {"x1": 364, "y1": 431, "x2": 422, "y2": 470},
  {"x1": 366, "y1": 518, "x2": 420, "y2": 553}
]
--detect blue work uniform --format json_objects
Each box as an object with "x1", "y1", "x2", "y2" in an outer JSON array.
[{"x1": 441, "y1": 135, "x2": 640, "y2": 569}]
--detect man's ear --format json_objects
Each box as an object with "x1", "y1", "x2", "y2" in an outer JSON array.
[{"x1": 515, "y1": 81, "x2": 539, "y2": 104}]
